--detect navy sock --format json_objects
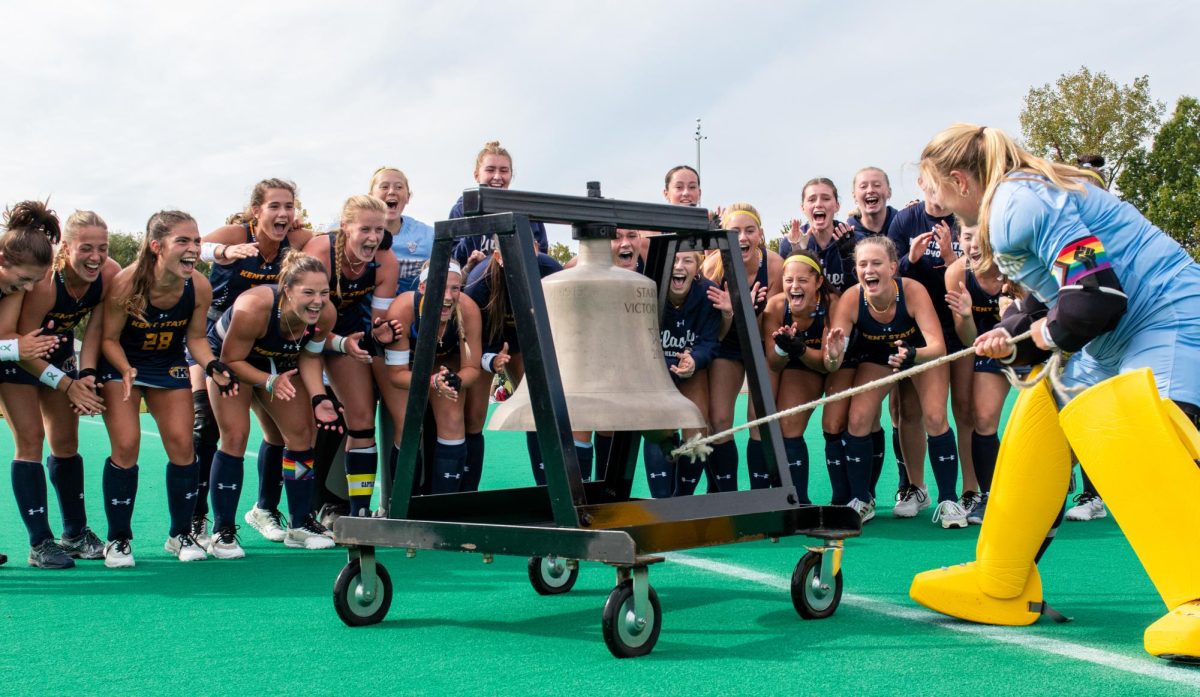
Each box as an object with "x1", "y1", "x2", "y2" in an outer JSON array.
[
  {"x1": 892, "y1": 427, "x2": 910, "y2": 490},
  {"x1": 431, "y1": 439, "x2": 467, "y2": 494},
  {"x1": 165, "y1": 461, "x2": 199, "y2": 538},
  {"x1": 47, "y1": 454, "x2": 87, "y2": 538},
  {"x1": 575, "y1": 441, "x2": 593, "y2": 481},
  {"x1": 192, "y1": 390, "x2": 217, "y2": 518},
  {"x1": 927, "y1": 429, "x2": 959, "y2": 503},
  {"x1": 12, "y1": 460, "x2": 53, "y2": 546},
  {"x1": 345, "y1": 447, "x2": 378, "y2": 517},
  {"x1": 102, "y1": 459, "x2": 138, "y2": 542},
  {"x1": 257, "y1": 441, "x2": 284, "y2": 510},
  {"x1": 642, "y1": 437, "x2": 676, "y2": 498},
  {"x1": 970, "y1": 431, "x2": 1000, "y2": 494},
  {"x1": 843, "y1": 434, "x2": 873, "y2": 503},
  {"x1": 675, "y1": 439, "x2": 704, "y2": 497},
  {"x1": 824, "y1": 432, "x2": 850, "y2": 505},
  {"x1": 746, "y1": 438, "x2": 770, "y2": 489},
  {"x1": 282, "y1": 448, "x2": 315, "y2": 527},
  {"x1": 784, "y1": 436, "x2": 810, "y2": 504},
  {"x1": 705, "y1": 440, "x2": 738, "y2": 492},
  {"x1": 869, "y1": 429, "x2": 885, "y2": 500},
  {"x1": 593, "y1": 434, "x2": 613, "y2": 480},
  {"x1": 462, "y1": 433, "x2": 484, "y2": 491},
  {"x1": 209, "y1": 451, "x2": 245, "y2": 532},
  {"x1": 527, "y1": 432, "x2": 545, "y2": 485}
]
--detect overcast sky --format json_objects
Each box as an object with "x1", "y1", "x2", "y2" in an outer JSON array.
[{"x1": 2, "y1": 1, "x2": 1195, "y2": 247}]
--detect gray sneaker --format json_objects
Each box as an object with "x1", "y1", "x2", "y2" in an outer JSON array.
[
  {"x1": 967, "y1": 492, "x2": 989, "y2": 525},
  {"x1": 60, "y1": 528, "x2": 105, "y2": 560},
  {"x1": 190, "y1": 515, "x2": 211, "y2": 549},
  {"x1": 29, "y1": 539, "x2": 76, "y2": 569}
]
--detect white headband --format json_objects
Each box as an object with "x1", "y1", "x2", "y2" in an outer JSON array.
[{"x1": 419, "y1": 261, "x2": 463, "y2": 284}]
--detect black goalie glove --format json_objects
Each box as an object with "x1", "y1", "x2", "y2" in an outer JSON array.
[
  {"x1": 442, "y1": 370, "x2": 463, "y2": 392},
  {"x1": 205, "y1": 359, "x2": 237, "y2": 395},
  {"x1": 891, "y1": 340, "x2": 917, "y2": 370},
  {"x1": 773, "y1": 330, "x2": 806, "y2": 361},
  {"x1": 312, "y1": 393, "x2": 346, "y2": 433}
]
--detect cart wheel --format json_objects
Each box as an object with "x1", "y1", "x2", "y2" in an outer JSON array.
[
  {"x1": 333, "y1": 558, "x2": 393, "y2": 627},
  {"x1": 601, "y1": 579, "x2": 662, "y2": 658},
  {"x1": 528, "y1": 556, "x2": 579, "y2": 595},
  {"x1": 791, "y1": 551, "x2": 842, "y2": 620}
]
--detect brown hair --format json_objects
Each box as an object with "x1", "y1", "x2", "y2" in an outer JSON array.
[
  {"x1": 854, "y1": 235, "x2": 899, "y2": 263},
  {"x1": 474, "y1": 141, "x2": 512, "y2": 174},
  {"x1": 2, "y1": 200, "x2": 61, "y2": 271},
  {"x1": 332, "y1": 195, "x2": 388, "y2": 297},
  {"x1": 122, "y1": 210, "x2": 196, "y2": 321},
  {"x1": 702, "y1": 202, "x2": 765, "y2": 286},
  {"x1": 664, "y1": 165, "x2": 701, "y2": 188},
  {"x1": 55, "y1": 210, "x2": 109, "y2": 272},
  {"x1": 781, "y1": 250, "x2": 834, "y2": 308},
  {"x1": 802, "y1": 177, "x2": 839, "y2": 202},
  {"x1": 278, "y1": 248, "x2": 328, "y2": 289},
  {"x1": 243, "y1": 178, "x2": 297, "y2": 229},
  {"x1": 419, "y1": 260, "x2": 471, "y2": 365}
]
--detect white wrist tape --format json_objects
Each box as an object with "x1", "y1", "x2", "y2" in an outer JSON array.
[
  {"x1": 332, "y1": 336, "x2": 347, "y2": 353},
  {"x1": 370, "y1": 295, "x2": 393, "y2": 310},
  {"x1": 384, "y1": 349, "x2": 410, "y2": 366},
  {"x1": 773, "y1": 344, "x2": 789, "y2": 358},
  {"x1": 482, "y1": 352, "x2": 498, "y2": 372},
  {"x1": 39, "y1": 365, "x2": 68, "y2": 389},
  {"x1": 200, "y1": 242, "x2": 220, "y2": 263},
  {"x1": 304, "y1": 338, "x2": 326, "y2": 353},
  {"x1": 0, "y1": 339, "x2": 18, "y2": 361}
]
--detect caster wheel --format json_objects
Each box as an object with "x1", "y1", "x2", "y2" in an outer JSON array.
[
  {"x1": 333, "y1": 558, "x2": 393, "y2": 626},
  {"x1": 528, "y1": 556, "x2": 579, "y2": 595},
  {"x1": 601, "y1": 579, "x2": 662, "y2": 658},
  {"x1": 791, "y1": 550, "x2": 842, "y2": 620}
]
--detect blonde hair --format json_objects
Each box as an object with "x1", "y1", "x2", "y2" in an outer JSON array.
[
  {"x1": 854, "y1": 235, "x2": 899, "y2": 263},
  {"x1": 852, "y1": 166, "x2": 891, "y2": 189},
  {"x1": 919, "y1": 123, "x2": 1091, "y2": 272},
  {"x1": 278, "y1": 249, "x2": 328, "y2": 289},
  {"x1": 332, "y1": 195, "x2": 387, "y2": 297},
  {"x1": 702, "y1": 202, "x2": 765, "y2": 286},
  {"x1": 418, "y1": 260, "x2": 471, "y2": 366},
  {"x1": 54, "y1": 210, "x2": 108, "y2": 272},
  {"x1": 368, "y1": 167, "x2": 409, "y2": 193},
  {"x1": 474, "y1": 140, "x2": 512, "y2": 173}
]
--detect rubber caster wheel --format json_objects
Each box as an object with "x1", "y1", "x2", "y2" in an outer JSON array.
[
  {"x1": 333, "y1": 558, "x2": 393, "y2": 626},
  {"x1": 528, "y1": 556, "x2": 579, "y2": 595},
  {"x1": 601, "y1": 579, "x2": 662, "y2": 658},
  {"x1": 791, "y1": 550, "x2": 842, "y2": 619}
]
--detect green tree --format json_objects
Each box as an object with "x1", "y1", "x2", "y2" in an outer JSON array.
[
  {"x1": 548, "y1": 241, "x2": 573, "y2": 266},
  {"x1": 108, "y1": 231, "x2": 142, "y2": 267},
  {"x1": 1019, "y1": 67, "x2": 1164, "y2": 187},
  {"x1": 1117, "y1": 96, "x2": 1200, "y2": 257}
]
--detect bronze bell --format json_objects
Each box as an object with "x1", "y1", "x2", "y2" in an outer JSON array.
[{"x1": 488, "y1": 238, "x2": 707, "y2": 432}]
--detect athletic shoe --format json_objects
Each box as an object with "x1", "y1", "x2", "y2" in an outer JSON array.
[
  {"x1": 60, "y1": 528, "x2": 105, "y2": 560},
  {"x1": 959, "y1": 490, "x2": 982, "y2": 518},
  {"x1": 207, "y1": 526, "x2": 245, "y2": 560},
  {"x1": 104, "y1": 539, "x2": 135, "y2": 569},
  {"x1": 317, "y1": 502, "x2": 348, "y2": 530},
  {"x1": 967, "y1": 492, "x2": 989, "y2": 525},
  {"x1": 28, "y1": 539, "x2": 76, "y2": 569},
  {"x1": 244, "y1": 506, "x2": 287, "y2": 543},
  {"x1": 1065, "y1": 492, "x2": 1107, "y2": 521},
  {"x1": 284, "y1": 514, "x2": 336, "y2": 550},
  {"x1": 892, "y1": 484, "x2": 931, "y2": 518},
  {"x1": 932, "y1": 500, "x2": 969, "y2": 529},
  {"x1": 847, "y1": 497, "x2": 875, "y2": 524},
  {"x1": 164, "y1": 533, "x2": 207, "y2": 562},
  {"x1": 190, "y1": 515, "x2": 211, "y2": 549}
]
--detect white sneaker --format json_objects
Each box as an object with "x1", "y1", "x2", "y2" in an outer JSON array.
[
  {"x1": 1065, "y1": 493, "x2": 1107, "y2": 521},
  {"x1": 284, "y1": 514, "x2": 336, "y2": 550},
  {"x1": 190, "y1": 515, "x2": 211, "y2": 549},
  {"x1": 932, "y1": 500, "x2": 969, "y2": 529},
  {"x1": 892, "y1": 485, "x2": 931, "y2": 518},
  {"x1": 207, "y1": 526, "x2": 246, "y2": 560},
  {"x1": 104, "y1": 539, "x2": 135, "y2": 569},
  {"x1": 847, "y1": 497, "x2": 875, "y2": 524},
  {"x1": 244, "y1": 506, "x2": 287, "y2": 543},
  {"x1": 165, "y1": 533, "x2": 207, "y2": 562}
]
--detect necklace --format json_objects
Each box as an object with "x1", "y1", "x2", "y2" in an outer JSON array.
[
  {"x1": 865, "y1": 281, "x2": 895, "y2": 314},
  {"x1": 344, "y1": 253, "x2": 367, "y2": 276},
  {"x1": 59, "y1": 269, "x2": 89, "y2": 303}
]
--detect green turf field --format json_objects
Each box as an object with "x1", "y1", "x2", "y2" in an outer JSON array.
[{"x1": 1, "y1": 398, "x2": 1198, "y2": 696}]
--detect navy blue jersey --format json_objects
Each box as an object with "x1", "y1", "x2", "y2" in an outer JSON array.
[
  {"x1": 410, "y1": 290, "x2": 462, "y2": 362},
  {"x1": 449, "y1": 194, "x2": 549, "y2": 266},
  {"x1": 0, "y1": 271, "x2": 104, "y2": 384},
  {"x1": 660, "y1": 278, "x2": 721, "y2": 382},
  {"x1": 886, "y1": 203, "x2": 962, "y2": 344},
  {"x1": 100, "y1": 279, "x2": 194, "y2": 388},
  {"x1": 966, "y1": 268, "x2": 1003, "y2": 374},
  {"x1": 781, "y1": 299, "x2": 826, "y2": 371},
  {"x1": 848, "y1": 281, "x2": 924, "y2": 367},
  {"x1": 715, "y1": 250, "x2": 770, "y2": 361},
  {"x1": 465, "y1": 253, "x2": 562, "y2": 354},
  {"x1": 328, "y1": 230, "x2": 379, "y2": 337},
  {"x1": 208, "y1": 224, "x2": 290, "y2": 319},
  {"x1": 210, "y1": 289, "x2": 316, "y2": 375},
  {"x1": 779, "y1": 224, "x2": 862, "y2": 294},
  {"x1": 847, "y1": 206, "x2": 898, "y2": 237}
]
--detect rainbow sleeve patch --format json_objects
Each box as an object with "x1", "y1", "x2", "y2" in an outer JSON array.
[{"x1": 1053, "y1": 236, "x2": 1111, "y2": 286}]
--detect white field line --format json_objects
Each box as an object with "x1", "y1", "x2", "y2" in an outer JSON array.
[
  {"x1": 80, "y1": 416, "x2": 159, "y2": 438},
  {"x1": 668, "y1": 553, "x2": 1200, "y2": 690}
]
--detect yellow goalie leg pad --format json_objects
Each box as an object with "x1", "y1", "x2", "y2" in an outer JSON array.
[
  {"x1": 1060, "y1": 368, "x2": 1200, "y2": 660},
  {"x1": 910, "y1": 378, "x2": 1073, "y2": 625}
]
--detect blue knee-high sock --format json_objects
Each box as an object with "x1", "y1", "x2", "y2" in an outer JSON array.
[
  {"x1": 165, "y1": 461, "x2": 199, "y2": 538},
  {"x1": 705, "y1": 440, "x2": 738, "y2": 492},
  {"x1": 824, "y1": 432, "x2": 850, "y2": 505},
  {"x1": 642, "y1": 437, "x2": 676, "y2": 498},
  {"x1": 344, "y1": 447, "x2": 377, "y2": 517},
  {"x1": 192, "y1": 390, "x2": 217, "y2": 518},
  {"x1": 970, "y1": 431, "x2": 1000, "y2": 494},
  {"x1": 869, "y1": 429, "x2": 885, "y2": 500},
  {"x1": 47, "y1": 454, "x2": 87, "y2": 538},
  {"x1": 927, "y1": 429, "x2": 959, "y2": 503},
  {"x1": 575, "y1": 441, "x2": 593, "y2": 481},
  {"x1": 12, "y1": 460, "x2": 53, "y2": 546},
  {"x1": 282, "y1": 448, "x2": 315, "y2": 527},
  {"x1": 892, "y1": 427, "x2": 910, "y2": 490},
  {"x1": 843, "y1": 434, "x2": 873, "y2": 503},
  {"x1": 257, "y1": 441, "x2": 284, "y2": 510},
  {"x1": 431, "y1": 438, "x2": 466, "y2": 494},
  {"x1": 593, "y1": 434, "x2": 613, "y2": 480},
  {"x1": 746, "y1": 438, "x2": 770, "y2": 489},
  {"x1": 784, "y1": 436, "x2": 810, "y2": 504},
  {"x1": 462, "y1": 433, "x2": 484, "y2": 491},
  {"x1": 527, "y1": 432, "x2": 545, "y2": 485},
  {"x1": 102, "y1": 460, "x2": 138, "y2": 541},
  {"x1": 209, "y1": 451, "x2": 244, "y2": 532}
]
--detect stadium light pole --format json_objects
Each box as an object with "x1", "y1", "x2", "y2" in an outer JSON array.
[{"x1": 694, "y1": 117, "x2": 706, "y2": 179}]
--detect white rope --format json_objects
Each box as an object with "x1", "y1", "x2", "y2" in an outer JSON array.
[{"x1": 672, "y1": 329, "x2": 1046, "y2": 461}]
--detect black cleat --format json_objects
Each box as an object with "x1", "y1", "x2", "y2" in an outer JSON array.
[
  {"x1": 29, "y1": 539, "x2": 76, "y2": 569},
  {"x1": 60, "y1": 528, "x2": 105, "y2": 560}
]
